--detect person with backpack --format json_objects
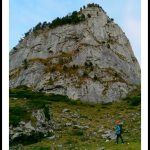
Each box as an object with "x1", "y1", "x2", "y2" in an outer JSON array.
[{"x1": 115, "y1": 120, "x2": 124, "y2": 144}]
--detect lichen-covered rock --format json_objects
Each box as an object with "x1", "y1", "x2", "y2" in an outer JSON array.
[{"x1": 9, "y1": 5, "x2": 140, "y2": 103}]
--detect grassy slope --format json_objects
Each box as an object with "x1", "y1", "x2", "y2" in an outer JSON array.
[{"x1": 9, "y1": 86, "x2": 141, "y2": 150}]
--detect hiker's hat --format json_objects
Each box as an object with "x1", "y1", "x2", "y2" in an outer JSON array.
[{"x1": 115, "y1": 120, "x2": 120, "y2": 125}]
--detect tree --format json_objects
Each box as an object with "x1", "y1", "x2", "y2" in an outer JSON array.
[
  {"x1": 13, "y1": 47, "x2": 17, "y2": 51},
  {"x1": 111, "y1": 18, "x2": 114, "y2": 22},
  {"x1": 72, "y1": 11, "x2": 78, "y2": 16},
  {"x1": 24, "y1": 29, "x2": 32, "y2": 37},
  {"x1": 51, "y1": 17, "x2": 61, "y2": 27},
  {"x1": 31, "y1": 9, "x2": 86, "y2": 32},
  {"x1": 42, "y1": 21, "x2": 48, "y2": 28},
  {"x1": 80, "y1": 14, "x2": 85, "y2": 21},
  {"x1": 80, "y1": 7, "x2": 82, "y2": 12},
  {"x1": 71, "y1": 11, "x2": 80, "y2": 24},
  {"x1": 33, "y1": 22, "x2": 42, "y2": 32}
]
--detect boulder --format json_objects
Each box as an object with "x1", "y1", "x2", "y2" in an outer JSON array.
[{"x1": 101, "y1": 130, "x2": 116, "y2": 140}]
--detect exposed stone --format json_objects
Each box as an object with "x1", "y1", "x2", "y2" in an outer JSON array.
[
  {"x1": 97, "y1": 147, "x2": 105, "y2": 150},
  {"x1": 62, "y1": 108, "x2": 70, "y2": 113},
  {"x1": 9, "y1": 4, "x2": 140, "y2": 103},
  {"x1": 9, "y1": 108, "x2": 56, "y2": 144},
  {"x1": 47, "y1": 135, "x2": 56, "y2": 140},
  {"x1": 19, "y1": 121, "x2": 25, "y2": 125},
  {"x1": 11, "y1": 133, "x2": 21, "y2": 140},
  {"x1": 24, "y1": 121, "x2": 35, "y2": 130},
  {"x1": 101, "y1": 130, "x2": 116, "y2": 140},
  {"x1": 14, "y1": 127, "x2": 22, "y2": 132},
  {"x1": 32, "y1": 109, "x2": 46, "y2": 123},
  {"x1": 73, "y1": 124, "x2": 89, "y2": 129},
  {"x1": 65, "y1": 122, "x2": 72, "y2": 126}
]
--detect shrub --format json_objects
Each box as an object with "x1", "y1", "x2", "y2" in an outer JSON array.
[
  {"x1": 83, "y1": 71, "x2": 88, "y2": 77},
  {"x1": 71, "y1": 129, "x2": 84, "y2": 136},
  {"x1": 110, "y1": 18, "x2": 114, "y2": 22},
  {"x1": 48, "y1": 77, "x2": 54, "y2": 85},
  {"x1": 13, "y1": 47, "x2": 17, "y2": 51},
  {"x1": 123, "y1": 87, "x2": 141, "y2": 106},
  {"x1": 87, "y1": 14, "x2": 91, "y2": 18},
  {"x1": 9, "y1": 106, "x2": 30, "y2": 127},
  {"x1": 9, "y1": 86, "x2": 73, "y2": 108},
  {"x1": 84, "y1": 62, "x2": 88, "y2": 67},
  {"x1": 43, "y1": 105, "x2": 50, "y2": 120},
  {"x1": 132, "y1": 56, "x2": 137, "y2": 63},
  {"x1": 23, "y1": 59, "x2": 28, "y2": 69},
  {"x1": 89, "y1": 62, "x2": 93, "y2": 67},
  {"x1": 29, "y1": 9, "x2": 87, "y2": 35},
  {"x1": 127, "y1": 96, "x2": 141, "y2": 106},
  {"x1": 80, "y1": 135, "x2": 89, "y2": 141},
  {"x1": 10, "y1": 131, "x2": 44, "y2": 145},
  {"x1": 72, "y1": 65, "x2": 78, "y2": 69},
  {"x1": 84, "y1": 61, "x2": 93, "y2": 67},
  {"x1": 72, "y1": 11, "x2": 78, "y2": 16},
  {"x1": 42, "y1": 21, "x2": 48, "y2": 28},
  {"x1": 80, "y1": 14, "x2": 85, "y2": 21},
  {"x1": 107, "y1": 44, "x2": 110, "y2": 48},
  {"x1": 68, "y1": 100, "x2": 78, "y2": 105},
  {"x1": 93, "y1": 75, "x2": 98, "y2": 81},
  {"x1": 24, "y1": 29, "x2": 32, "y2": 37},
  {"x1": 33, "y1": 22, "x2": 42, "y2": 32},
  {"x1": 15, "y1": 85, "x2": 29, "y2": 90},
  {"x1": 63, "y1": 65, "x2": 68, "y2": 71},
  {"x1": 19, "y1": 38, "x2": 24, "y2": 43},
  {"x1": 50, "y1": 67, "x2": 56, "y2": 72}
]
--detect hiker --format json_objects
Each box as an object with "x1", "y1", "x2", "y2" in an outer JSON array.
[{"x1": 115, "y1": 120, "x2": 124, "y2": 144}]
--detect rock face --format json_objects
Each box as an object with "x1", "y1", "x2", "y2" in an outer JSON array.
[
  {"x1": 9, "y1": 109, "x2": 55, "y2": 144},
  {"x1": 9, "y1": 4, "x2": 140, "y2": 103}
]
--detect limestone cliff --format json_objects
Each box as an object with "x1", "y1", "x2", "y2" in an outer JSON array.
[{"x1": 9, "y1": 4, "x2": 141, "y2": 103}]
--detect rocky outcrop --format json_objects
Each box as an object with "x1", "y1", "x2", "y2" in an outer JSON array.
[
  {"x1": 9, "y1": 109, "x2": 55, "y2": 144},
  {"x1": 9, "y1": 4, "x2": 140, "y2": 103}
]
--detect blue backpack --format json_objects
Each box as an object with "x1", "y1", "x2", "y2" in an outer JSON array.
[
  {"x1": 119, "y1": 124, "x2": 123, "y2": 133},
  {"x1": 115, "y1": 125, "x2": 121, "y2": 134}
]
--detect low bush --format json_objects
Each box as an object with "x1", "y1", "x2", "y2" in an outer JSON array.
[
  {"x1": 10, "y1": 86, "x2": 73, "y2": 108},
  {"x1": 123, "y1": 87, "x2": 141, "y2": 106},
  {"x1": 126, "y1": 96, "x2": 141, "y2": 106},
  {"x1": 71, "y1": 129, "x2": 84, "y2": 136},
  {"x1": 10, "y1": 131, "x2": 44, "y2": 146},
  {"x1": 43, "y1": 105, "x2": 50, "y2": 120},
  {"x1": 9, "y1": 106, "x2": 30, "y2": 127},
  {"x1": 82, "y1": 71, "x2": 88, "y2": 77}
]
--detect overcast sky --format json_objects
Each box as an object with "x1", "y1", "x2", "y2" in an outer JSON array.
[{"x1": 9, "y1": 0, "x2": 141, "y2": 64}]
